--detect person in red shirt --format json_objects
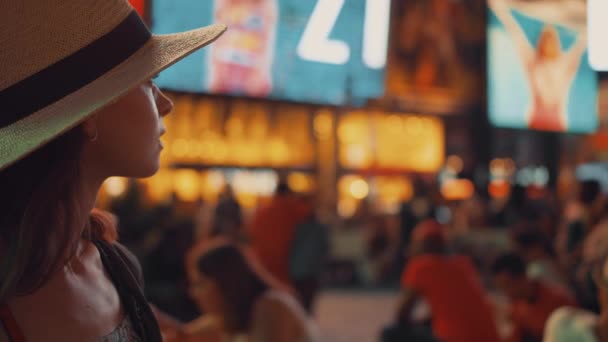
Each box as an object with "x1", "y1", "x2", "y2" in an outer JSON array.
[
  {"x1": 389, "y1": 220, "x2": 501, "y2": 342},
  {"x1": 247, "y1": 182, "x2": 311, "y2": 287},
  {"x1": 491, "y1": 252, "x2": 577, "y2": 342}
]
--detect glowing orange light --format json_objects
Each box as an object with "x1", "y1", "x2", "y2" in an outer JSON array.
[
  {"x1": 441, "y1": 179, "x2": 475, "y2": 200},
  {"x1": 488, "y1": 180, "x2": 511, "y2": 199}
]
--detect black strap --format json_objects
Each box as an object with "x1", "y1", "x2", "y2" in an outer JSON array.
[
  {"x1": 93, "y1": 240, "x2": 162, "y2": 342},
  {"x1": 0, "y1": 10, "x2": 151, "y2": 128}
]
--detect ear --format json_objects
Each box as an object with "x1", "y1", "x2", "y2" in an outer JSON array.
[{"x1": 82, "y1": 114, "x2": 98, "y2": 141}]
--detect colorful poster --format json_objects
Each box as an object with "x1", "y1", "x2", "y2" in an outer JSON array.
[
  {"x1": 387, "y1": 0, "x2": 486, "y2": 112},
  {"x1": 487, "y1": 0, "x2": 598, "y2": 133},
  {"x1": 207, "y1": 0, "x2": 277, "y2": 97},
  {"x1": 151, "y1": 0, "x2": 390, "y2": 105}
]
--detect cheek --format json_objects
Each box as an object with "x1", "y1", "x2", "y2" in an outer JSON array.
[
  {"x1": 95, "y1": 104, "x2": 161, "y2": 176},
  {"x1": 97, "y1": 128, "x2": 160, "y2": 176},
  {"x1": 113, "y1": 109, "x2": 159, "y2": 148}
]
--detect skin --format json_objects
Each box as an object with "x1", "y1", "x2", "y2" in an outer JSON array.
[{"x1": 2, "y1": 79, "x2": 173, "y2": 342}]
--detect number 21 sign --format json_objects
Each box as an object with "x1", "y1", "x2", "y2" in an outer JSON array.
[{"x1": 297, "y1": 0, "x2": 391, "y2": 69}]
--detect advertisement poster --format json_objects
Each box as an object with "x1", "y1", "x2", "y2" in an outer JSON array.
[
  {"x1": 151, "y1": 0, "x2": 390, "y2": 105},
  {"x1": 386, "y1": 0, "x2": 486, "y2": 112},
  {"x1": 487, "y1": 0, "x2": 597, "y2": 133}
]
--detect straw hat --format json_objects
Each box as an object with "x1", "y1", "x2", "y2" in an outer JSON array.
[{"x1": 0, "y1": 0, "x2": 226, "y2": 171}]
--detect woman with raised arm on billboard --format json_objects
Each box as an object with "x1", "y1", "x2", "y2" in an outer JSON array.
[{"x1": 488, "y1": 0, "x2": 587, "y2": 132}]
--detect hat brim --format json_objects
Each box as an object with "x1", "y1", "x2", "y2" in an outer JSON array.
[{"x1": 0, "y1": 23, "x2": 227, "y2": 171}]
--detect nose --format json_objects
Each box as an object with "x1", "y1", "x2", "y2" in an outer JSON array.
[{"x1": 156, "y1": 86, "x2": 174, "y2": 117}]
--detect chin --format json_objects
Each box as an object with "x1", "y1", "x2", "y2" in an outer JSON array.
[
  {"x1": 123, "y1": 160, "x2": 161, "y2": 179},
  {"x1": 141, "y1": 162, "x2": 161, "y2": 178}
]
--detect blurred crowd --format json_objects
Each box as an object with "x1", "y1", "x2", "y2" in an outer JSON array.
[{"x1": 107, "y1": 176, "x2": 608, "y2": 342}]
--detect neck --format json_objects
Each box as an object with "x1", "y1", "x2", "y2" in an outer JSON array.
[
  {"x1": 69, "y1": 164, "x2": 105, "y2": 254},
  {"x1": 61, "y1": 169, "x2": 105, "y2": 273},
  {"x1": 79, "y1": 157, "x2": 109, "y2": 223}
]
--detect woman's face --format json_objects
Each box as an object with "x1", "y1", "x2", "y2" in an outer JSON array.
[
  {"x1": 189, "y1": 272, "x2": 225, "y2": 316},
  {"x1": 82, "y1": 79, "x2": 173, "y2": 179}
]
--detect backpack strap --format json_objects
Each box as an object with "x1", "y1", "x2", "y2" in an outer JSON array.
[{"x1": 93, "y1": 240, "x2": 162, "y2": 342}]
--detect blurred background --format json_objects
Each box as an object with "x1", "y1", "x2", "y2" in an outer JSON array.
[{"x1": 99, "y1": 0, "x2": 608, "y2": 341}]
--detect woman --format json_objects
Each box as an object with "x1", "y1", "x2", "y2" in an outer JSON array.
[
  {"x1": 489, "y1": 0, "x2": 587, "y2": 132},
  {"x1": 0, "y1": 0, "x2": 225, "y2": 340},
  {"x1": 179, "y1": 240, "x2": 319, "y2": 342}
]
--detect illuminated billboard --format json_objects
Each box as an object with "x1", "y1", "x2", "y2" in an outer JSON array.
[
  {"x1": 487, "y1": 0, "x2": 598, "y2": 133},
  {"x1": 151, "y1": 0, "x2": 390, "y2": 105},
  {"x1": 588, "y1": 0, "x2": 608, "y2": 71}
]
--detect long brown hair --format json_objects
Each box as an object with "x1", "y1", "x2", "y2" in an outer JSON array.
[
  {"x1": 195, "y1": 242, "x2": 281, "y2": 333},
  {"x1": 0, "y1": 126, "x2": 117, "y2": 301}
]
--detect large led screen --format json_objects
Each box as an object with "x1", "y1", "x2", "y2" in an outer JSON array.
[{"x1": 151, "y1": 0, "x2": 390, "y2": 105}]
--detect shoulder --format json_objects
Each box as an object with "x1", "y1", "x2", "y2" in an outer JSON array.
[
  {"x1": 253, "y1": 291, "x2": 319, "y2": 341},
  {"x1": 256, "y1": 290, "x2": 301, "y2": 313},
  {"x1": 254, "y1": 290, "x2": 308, "y2": 324}
]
